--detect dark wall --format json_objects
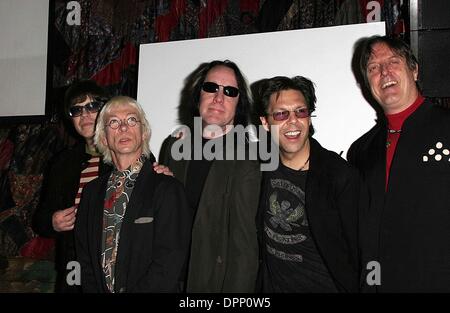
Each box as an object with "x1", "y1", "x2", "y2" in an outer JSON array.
[{"x1": 414, "y1": 0, "x2": 450, "y2": 97}]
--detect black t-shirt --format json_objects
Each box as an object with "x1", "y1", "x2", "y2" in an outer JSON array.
[
  {"x1": 262, "y1": 162, "x2": 338, "y2": 293},
  {"x1": 185, "y1": 131, "x2": 246, "y2": 214},
  {"x1": 185, "y1": 137, "x2": 212, "y2": 214}
]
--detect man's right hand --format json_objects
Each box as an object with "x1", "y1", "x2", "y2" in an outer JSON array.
[
  {"x1": 52, "y1": 206, "x2": 77, "y2": 232},
  {"x1": 153, "y1": 162, "x2": 174, "y2": 177}
]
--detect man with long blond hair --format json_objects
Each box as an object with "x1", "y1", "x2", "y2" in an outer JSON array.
[{"x1": 75, "y1": 96, "x2": 192, "y2": 292}]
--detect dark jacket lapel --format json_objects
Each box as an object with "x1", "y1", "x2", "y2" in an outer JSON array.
[
  {"x1": 90, "y1": 172, "x2": 110, "y2": 292},
  {"x1": 114, "y1": 159, "x2": 158, "y2": 291},
  {"x1": 305, "y1": 138, "x2": 359, "y2": 292}
]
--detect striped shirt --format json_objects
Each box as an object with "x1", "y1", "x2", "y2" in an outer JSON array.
[{"x1": 74, "y1": 156, "x2": 100, "y2": 205}]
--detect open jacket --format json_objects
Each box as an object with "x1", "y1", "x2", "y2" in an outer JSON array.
[
  {"x1": 74, "y1": 158, "x2": 192, "y2": 293},
  {"x1": 348, "y1": 99, "x2": 450, "y2": 292},
  {"x1": 33, "y1": 143, "x2": 111, "y2": 278},
  {"x1": 258, "y1": 138, "x2": 361, "y2": 292},
  {"x1": 159, "y1": 134, "x2": 262, "y2": 293}
]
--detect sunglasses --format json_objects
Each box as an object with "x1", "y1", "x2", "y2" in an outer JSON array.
[
  {"x1": 69, "y1": 101, "x2": 103, "y2": 117},
  {"x1": 270, "y1": 107, "x2": 311, "y2": 121},
  {"x1": 202, "y1": 82, "x2": 240, "y2": 98}
]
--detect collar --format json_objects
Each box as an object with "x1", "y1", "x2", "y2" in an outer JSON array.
[
  {"x1": 386, "y1": 94, "x2": 425, "y2": 131},
  {"x1": 112, "y1": 154, "x2": 146, "y2": 176}
]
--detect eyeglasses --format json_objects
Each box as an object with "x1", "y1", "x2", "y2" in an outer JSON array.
[
  {"x1": 69, "y1": 101, "x2": 103, "y2": 117},
  {"x1": 269, "y1": 108, "x2": 311, "y2": 121},
  {"x1": 106, "y1": 116, "x2": 141, "y2": 129},
  {"x1": 201, "y1": 82, "x2": 240, "y2": 98}
]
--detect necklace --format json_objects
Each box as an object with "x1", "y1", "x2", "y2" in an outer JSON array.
[
  {"x1": 299, "y1": 156, "x2": 310, "y2": 171},
  {"x1": 386, "y1": 128, "x2": 401, "y2": 148}
]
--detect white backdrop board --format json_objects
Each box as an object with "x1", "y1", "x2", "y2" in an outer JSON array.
[
  {"x1": 0, "y1": 0, "x2": 49, "y2": 118},
  {"x1": 137, "y1": 22, "x2": 385, "y2": 159}
]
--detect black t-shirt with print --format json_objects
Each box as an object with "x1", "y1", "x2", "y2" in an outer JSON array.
[{"x1": 262, "y1": 162, "x2": 338, "y2": 293}]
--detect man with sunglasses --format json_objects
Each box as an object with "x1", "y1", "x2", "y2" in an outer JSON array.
[
  {"x1": 74, "y1": 96, "x2": 191, "y2": 292},
  {"x1": 255, "y1": 76, "x2": 360, "y2": 292},
  {"x1": 159, "y1": 60, "x2": 261, "y2": 292},
  {"x1": 33, "y1": 80, "x2": 111, "y2": 292}
]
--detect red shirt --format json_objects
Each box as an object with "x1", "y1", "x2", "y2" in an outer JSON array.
[{"x1": 385, "y1": 95, "x2": 425, "y2": 188}]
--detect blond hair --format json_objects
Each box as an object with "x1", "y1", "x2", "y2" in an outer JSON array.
[{"x1": 94, "y1": 96, "x2": 151, "y2": 164}]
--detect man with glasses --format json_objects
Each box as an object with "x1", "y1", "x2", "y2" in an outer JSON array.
[
  {"x1": 74, "y1": 96, "x2": 191, "y2": 292},
  {"x1": 33, "y1": 80, "x2": 111, "y2": 292},
  {"x1": 348, "y1": 36, "x2": 450, "y2": 292},
  {"x1": 159, "y1": 60, "x2": 261, "y2": 292},
  {"x1": 254, "y1": 76, "x2": 360, "y2": 292}
]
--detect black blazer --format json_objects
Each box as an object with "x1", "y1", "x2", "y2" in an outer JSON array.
[
  {"x1": 159, "y1": 134, "x2": 261, "y2": 292},
  {"x1": 33, "y1": 143, "x2": 111, "y2": 274},
  {"x1": 348, "y1": 99, "x2": 450, "y2": 292},
  {"x1": 74, "y1": 158, "x2": 192, "y2": 293}
]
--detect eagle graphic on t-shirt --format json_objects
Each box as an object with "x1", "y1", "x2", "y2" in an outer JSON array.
[{"x1": 268, "y1": 192, "x2": 304, "y2": 231}]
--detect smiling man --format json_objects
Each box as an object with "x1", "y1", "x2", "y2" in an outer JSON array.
[
  {"x1": 74, "y1": 96, "x2": 191, "y2": 293},
  {"x1": 256, "y1": 76, "x2": 361, "y2": 293},
  {"x1": 348, "y1": 36, "x2": 450, "y2": 292}
]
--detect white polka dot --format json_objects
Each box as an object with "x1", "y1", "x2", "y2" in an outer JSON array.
[
  {"x1": 428, "y1": 149, "x2": 435, "y2": 155},
  {"x1": 443, "y1": 149, "x2": 449, "y2": 155},
  {"x1": 423, "y1": 156, "x2": 428, "y2": 162},
  {"x1": 435, "y1": 154, "x2": 442, "y2": 161},
  {"x1": 436, "y1": 142, "x2": 443, "y2": 149}
]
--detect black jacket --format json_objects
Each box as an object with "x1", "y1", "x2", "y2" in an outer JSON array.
[
  {"x1": 348, "y1": 99, "x2": 450, "y2": 292},
  {"x1": 74, "y1": 158, "x2": 192, "y2": 293},
  {"x1": 258, "y1": 138, "x2": 361, "y2": 292},
  {"x1": 159, "y1": 134, "x2": 261, "y2": 292},
  {"x1": 33, "y1": 143, "x2": 111, "y2": 275}
]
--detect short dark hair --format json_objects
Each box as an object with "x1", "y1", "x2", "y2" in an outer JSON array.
[
  {"x1": 256, "y1": 76, "x2": 316, "y2": 136},
  {"x1": 360, "y1": 35, "x2": 418, "y2": 89},
  {"x1": 179, "y1": 60, "x2": 251, "y2": 127},
  {"x1": 63, "y1": 80, "x2": 107, "y2": 118}
]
